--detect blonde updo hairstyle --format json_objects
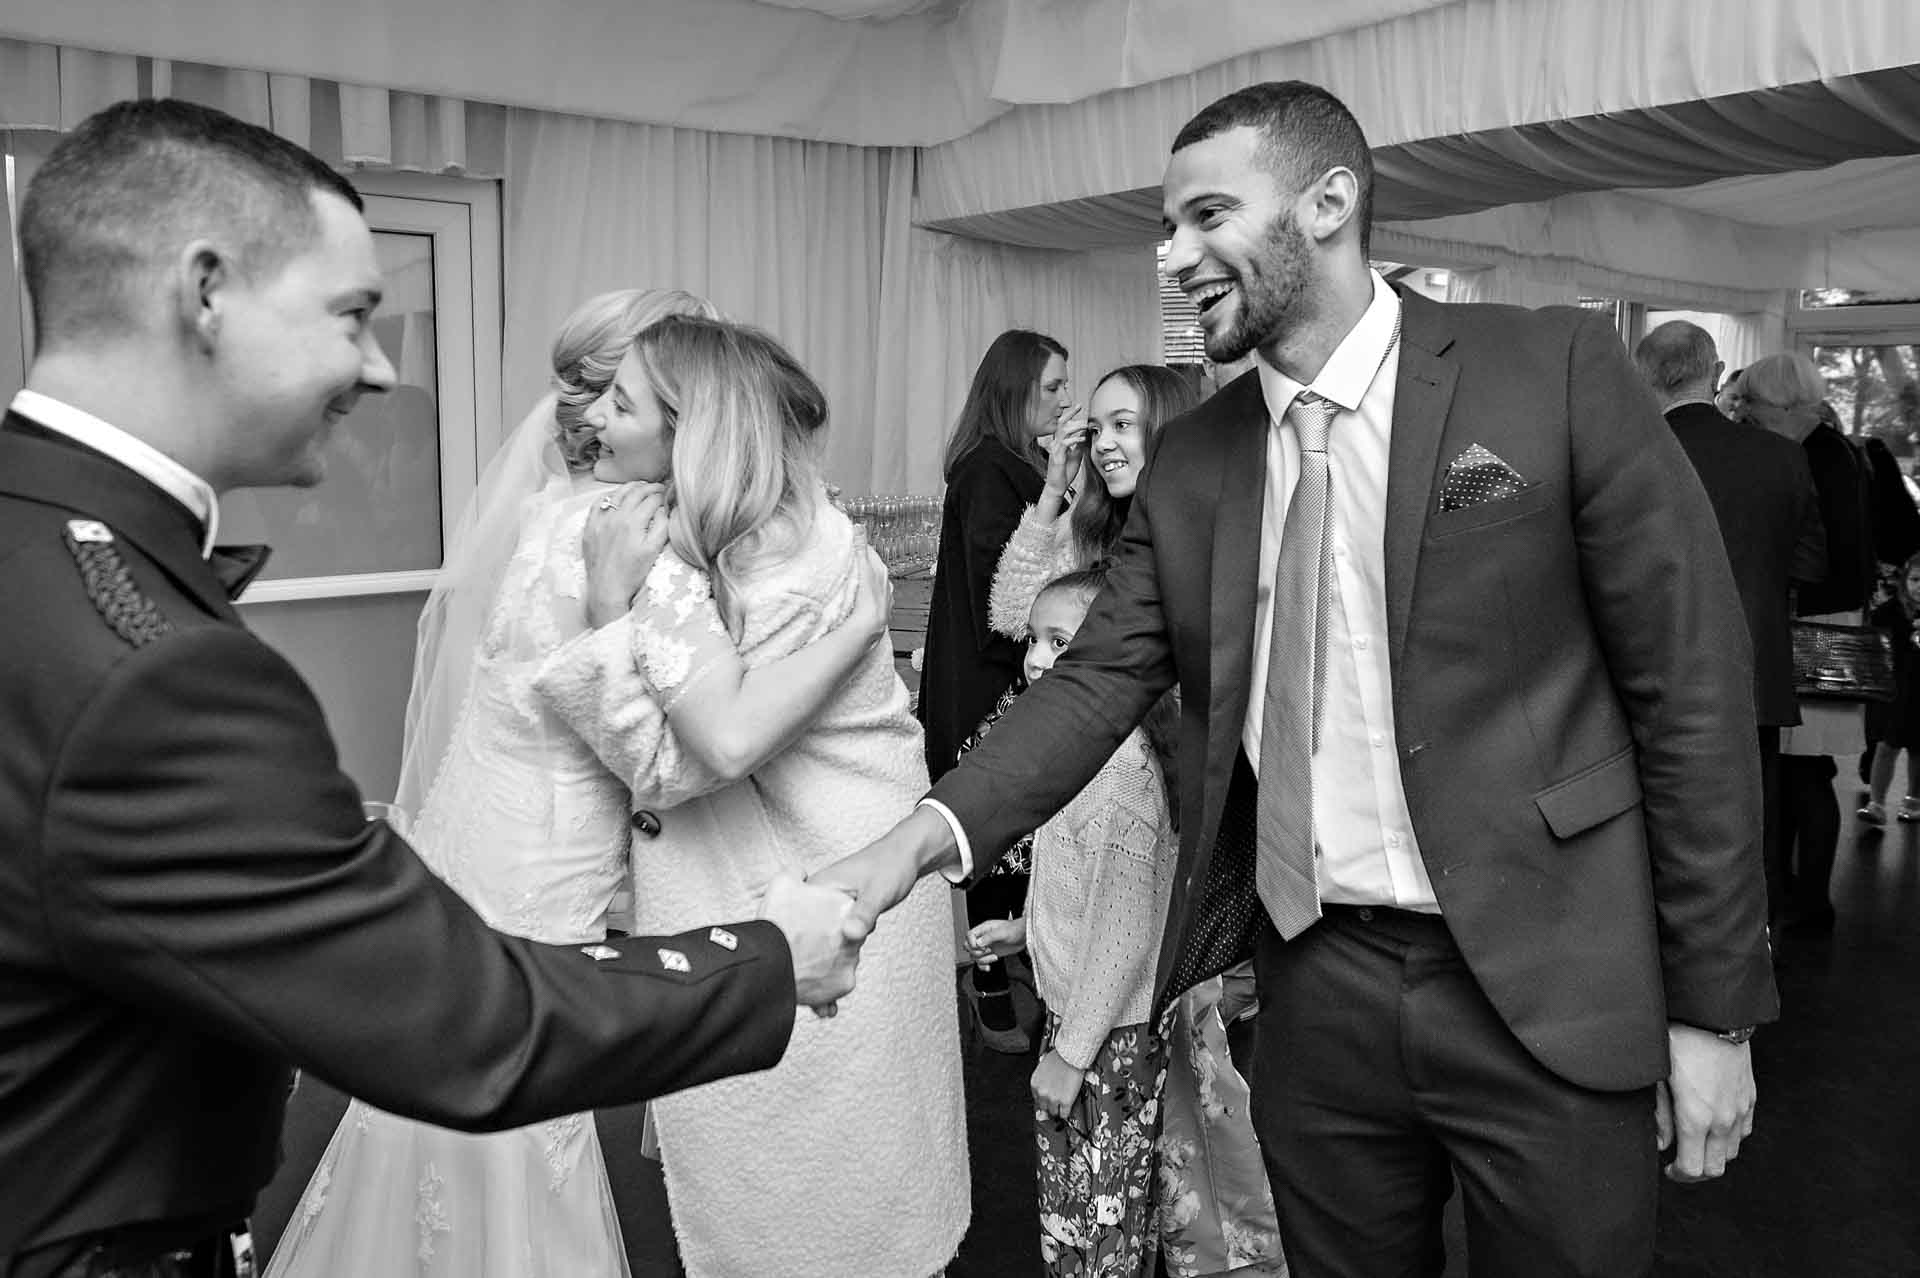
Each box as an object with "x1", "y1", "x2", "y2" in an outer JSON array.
[
  {"x1": 549, "y1": 288, "x2": 718, "y2": 470},
  {"x1": 629, "y1": 314, "x2": 830, "y2": 638}
]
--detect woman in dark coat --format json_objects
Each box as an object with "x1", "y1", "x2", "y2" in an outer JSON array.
[
  {"x1": 919, "y1": 328, "x2": 1072, "y2": 1050},
  {"x1": 1744, "y1": 354, "x2": 1877, "y2": 934},
  {"x1": 921, "y1": 329, "x2": 1074, "y2": 781}
]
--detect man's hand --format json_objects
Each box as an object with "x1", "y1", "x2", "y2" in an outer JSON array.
[
  {"x1": 1657, "y1": 1023, "x2": 1757, "y2": 1182},
  {"x1": 1031, "y1": 1049, "x2": 1085, "y2": 1122},
  {"x1": 757, "y1": 872, "x2": 869, "y2": 1016},
  {"x1": 583, "y1": 482, "x2": 669, "y2": 627},
  {"x1": 810, "y1": 805, "x2": 959, "y2": 932}
]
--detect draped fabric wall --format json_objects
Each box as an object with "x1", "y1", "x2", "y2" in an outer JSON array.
[{"x1": 501, "y1": 110, "x2": 1160, "y2": 497}]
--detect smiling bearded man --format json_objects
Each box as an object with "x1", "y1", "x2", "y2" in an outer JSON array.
[{"x1": 817, "y1": 78, "x2": 1778, "y2": 1278}]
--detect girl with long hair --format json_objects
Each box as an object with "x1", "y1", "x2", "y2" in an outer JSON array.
[
  {"x1": 988, "y1": 363, "x2": 1197, "y2": 636},
  {"x1": 982, "y1": 362, "x2": 1284, "y2": 1275},
  {"x1": 532, "y1": 315, "x2": 969, "y2": 1277}
]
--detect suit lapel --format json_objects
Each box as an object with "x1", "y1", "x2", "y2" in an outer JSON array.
[
  {"x1": 1206, "y1": 371, "x2": 1268, "y2": 816},
  {"x1": 1383, "y1": 292, "x2": 1458, "y2": 673}
]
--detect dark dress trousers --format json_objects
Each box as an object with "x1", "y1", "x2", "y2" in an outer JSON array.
[
  {"x1": 918, "y1": 437, "x2": 1043, "y2": 782},
  {"x1": 0, "y1": 416, "x2": 797, "y2": 1270},
  {"x1": 1664, "y1": 400, "x2": 1827, "y2": 728},
  {"x1": 931, "y1": 293, "x2": 1779, "y2": 1275}
]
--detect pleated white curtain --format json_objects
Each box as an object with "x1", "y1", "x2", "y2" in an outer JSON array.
[
  {"x1": 0, "y1": 39, "x2": 504, "y2": 173},
  {"x1": 501, "y1": 109, "x2": 1161, "y2": 497},
  {"x1": 0, "y1": 37, "x2": 504, "y2": 396}
]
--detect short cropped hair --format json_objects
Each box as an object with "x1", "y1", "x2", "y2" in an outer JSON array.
[
  {"x1": 1172, "y1": 81, "x2": 1376, "y2": 257},
  {"x1": 20, "y1": 98, "x2": 363, "y2": 347},
  {"x1": 1633, "y1": 320, "x2": 1719, "y2": 395}
]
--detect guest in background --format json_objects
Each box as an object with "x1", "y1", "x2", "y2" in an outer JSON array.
[
  {"x1": 1849, "y1": 417, "x2": 1920, "y2": 788},
  {"x1": 1743, "y1": 353, "x2": 1877, "y2": 935},
  {"x1": 981, "y1": 360, "x2": 1279, "y2": 1273},
  {"x1": 988, "y1": 363, "x2": 1198, "y2": 638},
  {"x1": 1635, "y1": 322, "x2": 1827, "y2": 937},
  {"x1": 922, "y1": 328, "x2": 1074, "y2": 1051},
  {"x1": 967, "y1": 567, "x2": 1180, "y2": 1278},
  {"x1": 1858, "y1": 552, "x2": 1920, "y2": 825},
  {"x1": 1718, "y1": 365, "x2": 1748, "y2": 421}
]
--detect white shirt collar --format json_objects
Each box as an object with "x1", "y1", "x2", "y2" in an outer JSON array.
[
  {"x1": 1257, "y1": 269, "x2": 1402, "y2": 423},
  {"x1": 1664, "y1": 395, "x2": 1718, "y2": 413},
  {"x1": 9, "y1": 389, "x2": 220, "y2": 557}
]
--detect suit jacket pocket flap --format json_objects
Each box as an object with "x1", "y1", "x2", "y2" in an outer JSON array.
[
  {"x1": 1533, "y1": 746, "x2": 1641, "y2": 839},
  {"x1": 1426, "y1": 481, "x2": 1553, "y2": 539}
]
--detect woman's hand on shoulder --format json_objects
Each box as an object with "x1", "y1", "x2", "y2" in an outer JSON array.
[
  {"x1": 848, "y1": 541, "x2": 895, "y2": 644},
  {"x1": 583, "y1": 483, "x2": 670, "y2": 628}
]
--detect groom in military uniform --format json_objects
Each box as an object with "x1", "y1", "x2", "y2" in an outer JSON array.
[{"x1": 0, "y1": 99, "x2": 864, "y2": 1278}]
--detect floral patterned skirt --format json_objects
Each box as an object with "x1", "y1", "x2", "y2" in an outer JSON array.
[{"x1": 1035, "y1": 1016, "x2": 1169, "y2": 1277}]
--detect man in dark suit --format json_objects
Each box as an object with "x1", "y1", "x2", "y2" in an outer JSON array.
[
  {"x1": 0, "y1": 99, "x2": 864, "y2": 1278},
  {"x1": 1634, "y1": 320, "x2": 1827, "y2": 925},
  {"x1": 822, "y1": 82, "x2": 1777, "y2": 1277}
]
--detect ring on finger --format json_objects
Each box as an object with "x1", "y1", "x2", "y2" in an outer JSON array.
[{"x1": 598, "y1": 495, "x2": 619, "y2": 511}]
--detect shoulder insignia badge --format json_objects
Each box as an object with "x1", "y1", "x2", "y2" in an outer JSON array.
[{"x1": 62, "y1": 520, "x2": 174, "y2": 648}]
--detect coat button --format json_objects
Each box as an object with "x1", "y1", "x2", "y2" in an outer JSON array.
[{"x1": 631, "y1": 810, "x2": 662, "y2": 837}]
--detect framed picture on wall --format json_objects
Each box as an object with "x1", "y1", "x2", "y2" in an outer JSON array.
[{"x1": 229, "y1": 183, "x2": 501, "y2": 602}]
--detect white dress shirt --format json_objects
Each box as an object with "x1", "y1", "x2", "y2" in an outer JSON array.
[
  {"x1": 1247, "y1": 272, "x2": 1438, "y2": 912},
  {"x1": 10, "y1": 389, "x2": 221, "y2": 557}
]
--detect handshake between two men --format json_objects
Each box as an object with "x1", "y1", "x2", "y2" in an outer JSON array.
[{"x1": 757, "y1": 872, "x2": 874, "y2": 1014}]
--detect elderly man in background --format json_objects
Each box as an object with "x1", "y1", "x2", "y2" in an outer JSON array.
[{"x1": 1636, "y1": 320, "x2": 1827, "y2": 931}]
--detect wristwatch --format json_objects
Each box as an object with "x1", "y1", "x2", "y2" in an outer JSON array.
[{"x1": 1713, "y1": 1025, "x2": 1757, "y2": 1045}]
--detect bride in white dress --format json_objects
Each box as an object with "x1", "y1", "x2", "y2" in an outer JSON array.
[{"x1": 265, "y1": 289, "x2": 892, "y2": 1278}]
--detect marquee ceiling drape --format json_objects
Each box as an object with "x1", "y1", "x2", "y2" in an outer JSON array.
[
  {"x1": 0, "y1": 38, "x2": 504, "y2": 174},
  {"x1": 0, "y1": 0, "x2": 1458, "y2": 147}
]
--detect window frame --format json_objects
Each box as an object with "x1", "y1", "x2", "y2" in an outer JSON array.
[{"x1": 241, "y1": 172, "x2": 502, "y2": 604}]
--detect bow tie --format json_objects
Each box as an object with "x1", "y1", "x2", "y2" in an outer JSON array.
[{"x1": 208, "y1": 544, "x2": 272, "y2": 600}]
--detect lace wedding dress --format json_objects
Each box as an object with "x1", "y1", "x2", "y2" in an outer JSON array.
[{"x1": 265, "y1": 487, "x2": 636, "y2": 1278}]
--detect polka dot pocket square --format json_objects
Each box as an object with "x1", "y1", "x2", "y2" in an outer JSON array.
[{"x1": 1439, "y1": 444, "x2": 1528, "y2": 512}]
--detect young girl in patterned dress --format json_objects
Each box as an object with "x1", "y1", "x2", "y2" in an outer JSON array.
[{"x1": 967, "y1": 566, "x2": 1177, "y2": 1277}]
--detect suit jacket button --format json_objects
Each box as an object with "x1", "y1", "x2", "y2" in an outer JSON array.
[{"x1": 632, "y1": 810, "x2": 662, "y2": 837}]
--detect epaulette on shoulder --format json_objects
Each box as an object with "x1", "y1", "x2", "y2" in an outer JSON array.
[{"x1": 61, "y1": 520, "x2": 174, "y2": 648}]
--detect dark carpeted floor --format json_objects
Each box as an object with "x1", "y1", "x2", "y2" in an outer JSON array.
[{"x1": 255, "y1": 774, "x2": 1920, "y2": 1276}]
